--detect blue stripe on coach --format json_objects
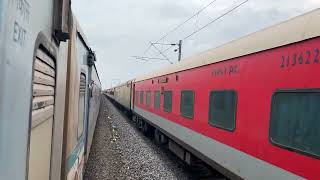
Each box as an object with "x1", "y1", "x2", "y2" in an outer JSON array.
[{"x1": 67, "y1": 135, "x2": 85, "y2": 171}]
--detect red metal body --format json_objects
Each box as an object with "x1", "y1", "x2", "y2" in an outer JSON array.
[{"x1": 133, "y1": 38, "x2": 320, "y2": 179}]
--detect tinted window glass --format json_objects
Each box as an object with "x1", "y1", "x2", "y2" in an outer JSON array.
[
  {"x1": 209, "y1": 91, "x2": 237, "y2": 131},
  {"x1": 164, "y1": 91, "x2": 172, "y2": 112},
  {"x1": 135, "y1": 91, "x2": 139, "y2": 104},
  {"x1": 140, "y1": 91, "x2": 144, "y2": 104},
  {"x1": 180, "y1": 91, "x2": 194, "y2": 119},
  {"x1": 146, "y1": 91, "x2": 151, "y2": 106},
  {"x1": 270, "y1": 92, "x2": 320, "y2": 158},
  {"x1": 154, "y1": 91, "x2": 160, "y2": 109}
]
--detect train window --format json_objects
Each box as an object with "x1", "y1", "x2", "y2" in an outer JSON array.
[
  {"x1": 154, "y1": 91, "x2": 160, "y2": 109},
  {"x1": 135, "y1": 91, "x2": 139, "y2": 104},
  {"x1": 146, "y1": 91, "x2": 151, "y2": 106},
  {"x1": 140, "y1": 91, "x2": 144, "y2": 104},
  {"x1": 180, "y1": 90, "x2": 194, "y2": 119},
  {"x1": 208, "y1": 90, "x2": 237, "y2": 131},
  {"x1": 28, "y1": 48, "x2": 56, "y2": 180},
  {"x1": 164, "y1": 91, "x2": 172, "y2": 112},
  {"x1": 78, "y1": 73, "x2": 86, "y2": 139},
  {"x1": 270, "y1": 91, "x2": 320, "y2": 158}
]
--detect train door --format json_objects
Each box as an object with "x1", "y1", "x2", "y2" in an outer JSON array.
[
  {"x1": 84, "y1": 52, "x2": 94, "y2": 159},
  {"x1": 67, "y1": 33, "x2": 92, "y2": 180},
  {"x1": 28, "y1": 48, "x2": 56, "y2": 180},
  {"x1": 67, "y1": 71, "x2": 87, "y2": 180},
  {"x1": 62, "y1": 19, "x2": 91, "y2": 180},
  {"x1": 132, "y1": 83, "x2": 136, "y2": 110},
  {"x1": 84, "y1": 69, "x2": 91, "y2": 158}
]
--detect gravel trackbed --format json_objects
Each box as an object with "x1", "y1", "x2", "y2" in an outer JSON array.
[{"x1": 84, "y1": 96, "x2": 193, "y2": 180}]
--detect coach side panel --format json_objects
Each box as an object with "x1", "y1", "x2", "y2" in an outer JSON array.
[
  {"x1": 133, "y1": 37, "x2": 320, "y2": 179},
  {"x1": 114, "y1": 83, "x2": 131, "y2": 110},
  {"x1": 0, "y1": 0, "x2": 69, "y2": 179}
]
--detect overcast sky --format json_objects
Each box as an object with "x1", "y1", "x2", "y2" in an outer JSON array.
[{"x1": 72, "y1": 0, "x2": 320, "y2": 89}]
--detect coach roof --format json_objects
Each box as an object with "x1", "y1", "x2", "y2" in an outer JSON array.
[{"x1": 135, "y1": 8, "x2": 320, "y2": 82}]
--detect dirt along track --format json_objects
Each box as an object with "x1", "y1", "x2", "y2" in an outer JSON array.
[{"x1": 84, "y1": 95, "x2": 193, "y2": 180}]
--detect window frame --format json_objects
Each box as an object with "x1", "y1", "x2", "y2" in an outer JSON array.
[
  {"x1": 154, "y1": 90, "x2": 160, "y2": 109},
  {"x1": 163, "y1": 90, "x2": 172, "y2": 112},
  {"x1": 208, "y1": 90, "x2": 237, "y2": 132},
  {"x1": 146, "y1": 90, "x2": 151, "y2": 106},
  {"x1": 135, "y1": 91, "x2": 139, "y2": 104},
  {"x1": 78, "y1": 72, "x2": 86, "y2": 139},
  {"x1": 180, "y1": 90, "x2": 195, "y2": 119},
  {"x1": 269, "y1": 89, "x2": 320, "y2": 159},
  {"x1": 140, "y1": 91, "x2": 144, "y2": 104}
]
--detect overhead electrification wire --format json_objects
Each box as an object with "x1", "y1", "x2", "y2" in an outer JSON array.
[
  {"x1": 132, "y1": 56, "x2": 169, "y2": 61},
  {"x1": 156, "y1": 0, "x2": 219, "y2": 43},
  {"x1": 158, "y1": 46, "x2": 174, "y2": 56},
  {"x1": 150, "y1": 42, "x2": 173, "y2": 64},
  {"x1": 140, "y1": 0, "x2": 219, "y2": 56},
  {"x1": 183, "y1": 0, "x2": 249, "y2": 40},
  {"x1": 138, "y1": 0, "x2": 248, "y2": 63}
]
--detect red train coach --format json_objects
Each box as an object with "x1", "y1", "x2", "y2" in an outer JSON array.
[{"x1": 110, "y1": 9, "x2": 320, "y2": 179}]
